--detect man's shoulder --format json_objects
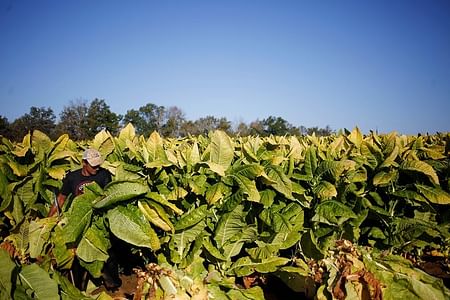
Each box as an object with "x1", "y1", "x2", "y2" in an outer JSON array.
[
  {"x1": 96, "y1": 168, "x2": 112, "y2": 180},
  {"x1": 66, "y1": 168, "x2": 82, "y2": 178},
  {"x1": 98, "y1": 168, "x2": 111, "y2": 175}
]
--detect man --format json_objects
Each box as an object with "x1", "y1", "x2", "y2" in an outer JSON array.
[
  {"x1": 48, "y1": 148, "x2": 121, "y2": 290},
  {"x1": 48, "y1": 148, "x2": 111, "y2": 217}
]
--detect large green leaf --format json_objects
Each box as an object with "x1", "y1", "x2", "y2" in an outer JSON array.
[
  {"x1": 31, "y1": 130, "x2": 52, "y2": 155},
  {"x1": 107, "y1": 205, "x2": 160, "y2": 250},
  {"x1": 28, "y1": 218, "x2": 55, "y2": 258},
  {"x1": 93, "y1": 181, "x2": 148, "y2": 208},
  {"x1": 347, "y1": 127, "x2": 363, "y2": 147},
  {"x1": 393, "y1": 189, "x2": 428, "y2": 203},
  {"x1": 202, "y1": 238, "x2": 227, "y2": 261},
  {"x1": 300, "y1": 229, "x2": 324, "y2": 260},
  {"x1": 209, "y1": 130, "x2": 234, "y2": 171},
  {"x1": 222, "y1": 224, "x2": 257, "y2": 259},
  {"x1": 0, "y1": 170, "x2": 12, "y2": 212},
  {"x1": 416, "y1": 184, "x2": 450, "y2": 205},
  {"x1": 12, "y1": 133, "x2": 31, "y2": 157},
  {"x1": 16, "y1": 178, "x2": 36, "y2": 208},
  {"x1": 214, "y1": 205, "x2": 246, "y2": 249},
  {"x1": 271, "y1": 204, "x2": 304, "y2": 248},
  {"x1": 373, "y1": 170, "x2": 398, "y2": 186},
  {"x1": 360, "y1": 142, "x2": 379, "y2": 169},
  {"x1": 18, "y1": 264, "x2": 59, "y2": 300},
  {"x1": 188, "y1": 142, "x2": 201, "y2": 167},
  {"x1": 205, "y1": 182, "x2": 228, "y2": 205},
  {"x1": 229, "y1": 256, "x2": 290, "y2": 277},
  {"x1": 174, "y1": 205, "x2": 208, "y2": 231},
  {"x1": 304, "y1": 146, "x2": 317, "y2": 179},
  {"x1": 92, "y1": 131, "x2": 115, "y2": 159},
  {"x1": 0, "y1": 249, "x2": 16, "y2": 299},
  {"x1": 229, "y1": 163, "x2": 264, "y2": 178},
  {"x1": 77, "y1": 224, "x2": 110, "y2": 263},
  {"x1": 5, "y1": 221, "x2": 28, "y2": 261},
  {"x1": 79, "y1": 259, "x2": 104, "y2": 279},
  {"x1": 315, "y1": 160, "x2": 353, "y2": 182},
  {"x1": 247, "y1": 241, "x2": 282, "y2": 260},
  {"x1": 62, "y1": 194, "x2": 94, "y2": 244},
  {"x1": 380, "y1": 145, "x2": 399, "y2": 168},
  {"x1": 264, "y1": 165, "x2": 294, "y2": 199},
  {"x1": 313, "y1": 180, "x2": 337, "y2": 199},
  {"x1": 138, "y1": 200, "x2": 173, "y2": 232},
  {"x1": 50, "y1": 226, "x2": 74, "y2": 269},
  {"x1": 146, "y1": 192, "x2": 183, "y2": 215},
  {"x1": 312, "y1": 200, "x2": 356, "y2": 226},
  {"x1": 401, "y1": 160, "x2": 439, "y2": 185},
  {"x1": 145, "y1": 131, "x2": 167, "y2": 162},
  {"x1": 275, "y1": 266, "x2": 315, "y2": 296},
  {"x1": 51, "y1": 271, "x2": 92, "y2": 300},
  {"x1": 259, "y1": 189, "x2": 276, "y2": 207},
  {"x1": 230, "y1": 174, "x2": 260, "y2": 202},
  {"x1": 363, "y1": 251, "x2": 450, "y2": 300},
  {"x1": 171, "y1": 220, "x2": 206, "y2": 263}
]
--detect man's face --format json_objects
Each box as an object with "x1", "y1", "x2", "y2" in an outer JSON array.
[{"x1": 83, "y1": 160, "x2": 99, "y2": 175}]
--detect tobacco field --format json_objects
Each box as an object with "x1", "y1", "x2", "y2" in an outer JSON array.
[{"x1": 0, "y1": 125, "x2": 449, "y2": 299}]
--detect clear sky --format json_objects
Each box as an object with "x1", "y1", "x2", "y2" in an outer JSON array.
[{"x1": 0, "y1": 0, "x2": 449, "y2": 135}]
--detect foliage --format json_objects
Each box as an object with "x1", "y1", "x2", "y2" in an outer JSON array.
[
  {"x1": 7, "y1": 107, "x2": 56, "y2": 141},
  {"x1": 0, "y1": 126, "x2": 449, "y2": 299},
  {"x1": 0, "y1": 116, "x2": 9, "y2": 139},
  {"x1": 122, "y1": 103, "x2": 166, "y2": 136},
  {"x1": 85, "y1": 99, "x2": 121, "y2": 138},
  {"x1": 2, "y1": 100, "x2": 337, "y2": 141},
  {"x1": 55, "y1": 100, "x2": 90, "y2": 140}
]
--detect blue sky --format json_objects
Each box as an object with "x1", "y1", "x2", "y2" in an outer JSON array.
[{"x1": 0, "y1": 0, "x2": 449, "y2": 135}]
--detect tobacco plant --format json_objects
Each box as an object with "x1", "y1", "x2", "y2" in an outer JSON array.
[{"x1": 0, "y1": 126, "x2": 449, "y2": 299}]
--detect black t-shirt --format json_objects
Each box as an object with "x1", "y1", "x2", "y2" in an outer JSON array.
[{"x1": 60, "y1": 168, "x2": 111, "y2": 197}]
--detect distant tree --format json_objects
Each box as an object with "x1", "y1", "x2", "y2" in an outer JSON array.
[
  {"x1": 161, "y1": 106, "x2": 186, "y2": 137},
  {"x1": 9, "y1": 106, "x2": 56, "y2": 140},
  {"x1": 248, "y1": 119, "x2": 265, "y2": 136},
  {"x1": 243, "y1": 117, "x2": 303, "y2": 136},
  {"x1": 179, "y1": 120, "x2": 197, "y2": 137},
  {"x1": 55, "y1": 100, "x2": 89, "y2": 140},
  {"x1": 122, "y1": 109, "x2": 142, "y2": 133},
  {"x1": 189, "y1": 116, "x2": 231, "y2": 135},
  {"x1": 122, "y1": 103, "x2": 165, "y2": 136},
  {"x1": 0, "y1": 115, "x2": 10, "y2": 139},
  {"x1": 262, "y1": 116, "x2": 292, "y2": 136},
  {"x1": 85, "y1": 99, "x2": 121, "y2": 138},
  {"x1": 216, "y1": 117, "x2": 232, "y2": 133},
  {"x1": 233, "y1": 121, "x2": 251, "y2": 136},
  {"x1": 307, "y1": 125, "x2": 334, "y2": 136},
  {"x1": 299, "y1": 125, "x2": 308, "y2": 135}
]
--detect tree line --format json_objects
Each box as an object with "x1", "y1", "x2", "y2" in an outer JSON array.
[{"x1": 0, "y1": 99, "x2": 334, "y2": 141}]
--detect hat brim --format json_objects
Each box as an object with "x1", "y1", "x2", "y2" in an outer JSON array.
[{"x1": 86, "y1": 157, "x2": 104, "y2": 167}]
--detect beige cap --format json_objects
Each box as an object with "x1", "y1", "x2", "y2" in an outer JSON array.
[{"x1": 82, "y1": 148, "x2": 104, "y2": 166}]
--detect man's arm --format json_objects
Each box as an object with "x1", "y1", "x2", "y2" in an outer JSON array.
[{"x1": 48, "y1": 193, "x2": 66, "y2": 217}]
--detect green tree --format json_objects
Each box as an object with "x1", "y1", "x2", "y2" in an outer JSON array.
[
  {"x1": 216, "y1": 117, "x2": 232, "y2": 133},
  {"x1": 55, "y1": 100, "x2": 89, "y2": 140},
  {"x1": 233, "y1": 121, "x2": 251, "y2": 136},
  {"x1": 85, "y1": 99, "x2": 121, "y2": 138},
  {"x1": 161, "y1": 106, "x2": 186, "y2": 137},
  {"x1": 191, "y1": 116, "x2": 232, "y2": 135},
  {"x1": 0, "y1": 115, "x2": 10, "y2": 139},
  {"x1": 122, "y1": 103, "x2": 165, "y2": 136},
  {"x1": 248, "y1": 119, "x2": 265, "y2": 136},
  {"x1": 261, "y1": 116, "x2": 293, "y2": 136},
  {"x1": 179, "y1": 120, "x2": 197, "y2": 137},
  {"x1": 306, "y1": 125, "x2": 334, "y2": 136},
  {"x1": 9, "y1": 107, "x2": 56, "y2": 140}
]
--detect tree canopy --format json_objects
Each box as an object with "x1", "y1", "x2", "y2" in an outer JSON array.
[{"x1": 1, "y1": 99, "x2": 334, "y2": 141}]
